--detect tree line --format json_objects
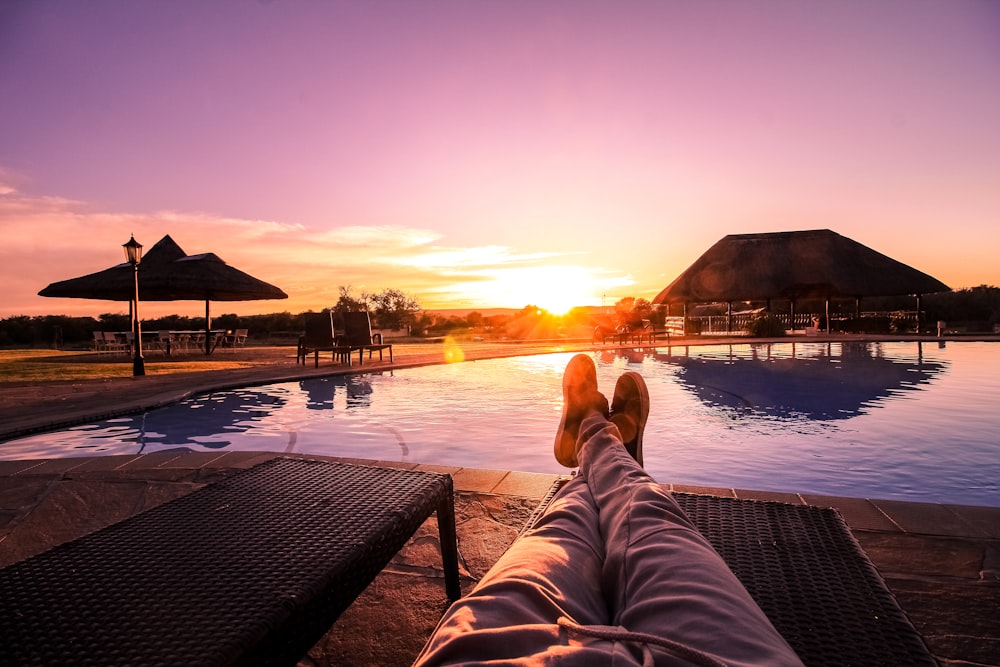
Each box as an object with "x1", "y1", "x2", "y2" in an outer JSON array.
[{"x1": 3, "y1": 285, "x2": 998, "y2": 348}]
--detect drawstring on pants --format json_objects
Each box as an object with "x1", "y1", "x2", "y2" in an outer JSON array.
[{"x1": 558, "y1": 617, "x2": 728, "y2": 667}]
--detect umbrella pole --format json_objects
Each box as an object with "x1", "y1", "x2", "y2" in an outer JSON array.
[{"x1": 205, "y1": 300, "x2": 211, "y2": 355}]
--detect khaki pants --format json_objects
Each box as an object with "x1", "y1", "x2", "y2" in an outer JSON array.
[{"x1": 414, "y1": 414, "x2": 804, "y2": 666}]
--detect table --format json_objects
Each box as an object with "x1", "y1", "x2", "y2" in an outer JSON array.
[{"x1": 0, "y1": 458, "x2": 460, "y2": 666}]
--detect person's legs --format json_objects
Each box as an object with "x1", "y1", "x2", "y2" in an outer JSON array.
[
  {"x1": 577, "y1": 385, "x2": 804, "y2": 667},
  {"x1": 414, "y1": 356, "x2": 645, "y2": 666},
  {"x1": 417, "y1": 355, "x2": 802, "y2": 666}
]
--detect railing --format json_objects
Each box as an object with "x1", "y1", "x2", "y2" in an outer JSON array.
[{"x1": 676, "y1": 311, "x2": 923, "y2": 335}]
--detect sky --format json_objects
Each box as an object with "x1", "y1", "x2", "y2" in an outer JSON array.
[{"x1": 2, "y1": 0, "x2": 998, "y2": 319}]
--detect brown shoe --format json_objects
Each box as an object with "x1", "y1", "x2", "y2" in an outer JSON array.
[
  {"x1": 610, "y1": 371, "x2": 650, "y2": 465},
  {"x1": 554, "y1": 354, "x2": 608, "y2": 468}
]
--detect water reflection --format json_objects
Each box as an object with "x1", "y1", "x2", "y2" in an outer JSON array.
[
  {"x1": 136, "y1": 388, "x2": 290, "y2": 450},
  {"x1": 658, "y1": 342, "x2": 947, "y2": 420},
  {"x1": 299, "y1": 375, "x2": 374, "y2": 410}
]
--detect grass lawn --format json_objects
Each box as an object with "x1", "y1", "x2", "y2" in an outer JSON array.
[{"x1": 0, "y1": 349, "x2": 253, "y2": 383}]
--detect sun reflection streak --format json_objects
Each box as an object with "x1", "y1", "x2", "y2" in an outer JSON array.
[{"x1": 443, "y1": 336, "x2": 465, "y2": 363}]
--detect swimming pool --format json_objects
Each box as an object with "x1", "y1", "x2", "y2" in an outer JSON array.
[{"x1": 3, "y1": 341, "x2": 998, "y2": 507}]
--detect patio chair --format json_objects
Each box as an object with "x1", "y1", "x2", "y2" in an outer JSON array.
[
  {"x1": 154, "y1": 330, "x2": 173, "y2": 355},
  {"x1": 297, "y1": 313, "x2": 351, "y2": 367},
  {"x1": 341, "y1": 311, "x2": 393, "y2": 365},
  {"x1": 102, "y1": 331, "x2": 127, "y2": 355},
  {"x1": 92, "y1": 331, "x2": 107, "y2": 354},
  {"x1": 231, "y1": 328, "x2": 248, "y2": 347},
  {"x1": 173, "y1": 332, "x2": 191, "y2": 353}
]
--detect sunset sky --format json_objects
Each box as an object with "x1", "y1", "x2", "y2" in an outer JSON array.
[{"x1": 2, "y1": 1, "x2": 998, "y2": 318}]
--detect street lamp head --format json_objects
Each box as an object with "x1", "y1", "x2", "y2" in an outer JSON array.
[{"x1": 123, "y1": 235, "x2": 143, "y2": 265}]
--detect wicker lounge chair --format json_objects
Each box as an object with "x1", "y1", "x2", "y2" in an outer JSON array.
[
  {"x1": 519, "y1": 479, "x2": 938, "y2": 667},
  {"x1": 0, "y1": 458, "x2": 460, "y2": 667}
]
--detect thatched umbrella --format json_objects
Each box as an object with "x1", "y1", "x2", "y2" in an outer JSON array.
[
  {"x1": 653, "y1": 230, "x2": 950, "y2": 332},
  {"x1": 39, "y1": 235, "x2": 288, "y2": 353}
]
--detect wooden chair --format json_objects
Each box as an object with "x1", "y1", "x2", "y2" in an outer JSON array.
[
  {"x1": 341, "y1": 311, "x2": 393, "y2": 365},
  {"x1": 297, "y1": 313, "x2": 350, "y2": 367}
]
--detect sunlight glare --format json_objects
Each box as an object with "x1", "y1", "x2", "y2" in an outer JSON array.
[{"x1": 469, "y1": 265, "x2": 601, "y2": 314}]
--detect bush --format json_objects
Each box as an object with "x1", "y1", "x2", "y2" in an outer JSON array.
[{"x1": 746, "y1": 314, "x2": 787, "y2": 337}]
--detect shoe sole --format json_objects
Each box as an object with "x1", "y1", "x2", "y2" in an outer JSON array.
[
  {"x1": 612, "y1": 371, "x2": 650, "y2": 465},
  {"x1": 553, "y1": 354, "x2": 599, "y2": 468}
]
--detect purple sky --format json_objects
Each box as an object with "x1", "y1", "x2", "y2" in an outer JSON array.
[{"x1": 2, "y1": 0, "x2": 998, "y2": 316}]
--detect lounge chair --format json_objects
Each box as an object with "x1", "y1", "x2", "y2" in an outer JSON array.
[
  {"x1": 297, "y1": 312, "x2": 351, "y2": 367},
  {"x1": 516, "y1": 480, "x2": 938, "y2": 667},
  {"x1": 0, "y1": 458, "x2": 460, "y2": 666},
  {"x1": 341, "y1": 311, "x2": 393, "y2": 365}
]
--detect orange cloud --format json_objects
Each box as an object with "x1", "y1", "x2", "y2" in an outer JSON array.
[{"x1": 0, "y1": 187, "x2": 633, "y2": 317}]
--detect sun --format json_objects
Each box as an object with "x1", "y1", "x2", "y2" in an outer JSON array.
[{"x1": 484, "y1": 265, "x2": 599, "y2": 315}]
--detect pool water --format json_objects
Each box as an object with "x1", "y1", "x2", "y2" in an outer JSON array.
[{"x1": 3, "y1": 341, "x2": 998, "y2": 507}]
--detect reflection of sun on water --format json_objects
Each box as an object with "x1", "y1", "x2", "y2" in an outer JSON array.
[{"x1": 442, "y1": 336, "x2": 465, "y2": 363}]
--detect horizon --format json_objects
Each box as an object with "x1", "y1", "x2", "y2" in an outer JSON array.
[{"x1": 2, "y1": 2, "x2": 998, "y2": 320}]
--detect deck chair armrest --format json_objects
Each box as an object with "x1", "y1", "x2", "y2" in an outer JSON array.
[{"x1": 371, "y1": 332, "x2": 383, "y2": 344}]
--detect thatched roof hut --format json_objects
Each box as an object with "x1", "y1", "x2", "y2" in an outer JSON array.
[
  {"x1": 652, "y1": 230, "x2": 949, "y2": 333},
  {"x1": 653, "y1": 229, "x2": 949, "y2": 305}
]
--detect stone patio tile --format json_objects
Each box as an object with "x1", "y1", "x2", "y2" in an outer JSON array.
[
  {"x1": 490, "y1": 471, "x2": 561, "y2": 500},
  {"x1": 153, "y1": 450, "x2": 235, "y2": 469},
  {"x1": 671, "y1": 484, "x2": 736, "y2": 498},
  {"x1": 68, "y1": 455, "x2": 144, "y2": 475},
  {"x1": 872, "y1": 499, "x2": 986, "y2": 538},
  {"x1": 415, "y1": 463, "x2": 463, "y2": 476},
  {"x1": 801, "y1": 494, "x2": 900, "y2": 531},
  {"x1": 0, "y1": 479, "x2": 152, "y2": 567},
  {"x1": 0, "y1": 510, "x2": 19, "y2": 530},
  {"x1": 943, "y1": 504, "x2": 1000, "y2": 539},
  {"x1": 117, "y1": 450, "x2": 197, "y2": 471},
  {"x1": 204, "y1": 450, "x2": 278, "y2": 470},
  {"x1": 0, "y1": 459, "x2": 47, "y2": 476},
  {"x1": 329, "y1": 456, "x2": 379, "y2": 467},
  {"x1": 107, "y1": 467, "x2": 206, "y2": 483},
  {"x1": 0, "y1": 477, "x2": 51, "y2": 511},
  {"x1": 734, "y1": 489, "x2": 805, "y2": 504},
  {"x1": 887, "y1": 576, "x2": 1000, "y2": 667},
  {"x1": 9, "y1": 457, "x2": 90, "y2": 476},
  {"x1": 449, "y1": 467, "x2": 508, "y2": 493},
  {"x1": 852, "y1": 532, "x2": 987, "y2": 579}
]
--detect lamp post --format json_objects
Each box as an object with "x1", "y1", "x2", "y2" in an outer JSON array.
[{"x1": 123, "y1": 235, "x2": 145, "y2": 377}]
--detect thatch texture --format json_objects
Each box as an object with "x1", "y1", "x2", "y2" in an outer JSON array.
[
  {"x1": 39, "y1": 235, "x2": 287, "y2": 303},
  {"x1": 653, "y1": 230, "x2": 949, "y2": 305}
]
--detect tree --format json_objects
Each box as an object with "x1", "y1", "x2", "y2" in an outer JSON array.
[
  {"x1": 465, "y1": 311, "x2": 484, "y2": 329},
  {"x1": 367, "y1": 288, "x2": 421, "y2": 330},
  {"x1": 332, "y1": 286, "x2": 367, "y2": 314},
  {"x1": 614, "y1": 297, "x2": 653, "y2": 329}
]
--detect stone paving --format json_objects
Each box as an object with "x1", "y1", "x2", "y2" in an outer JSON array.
[
  {"x1": 1, "y1": 339, "x2": 998, "y2": 665},
  {"x1": 2, "y1": 451, "x2": 997, "y2": 666}
]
